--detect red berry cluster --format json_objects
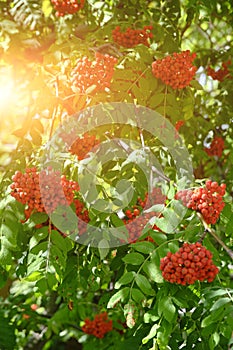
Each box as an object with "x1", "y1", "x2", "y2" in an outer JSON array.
[
  {"x1": 74, "y1": 198, "x2": 90, "y2": 236},
  {"x1": 51, "y1": 0, "x2": 85, "y2": 17},
  {"x1": 160, "y1": 242, "x2": 219, "y2": 285},
  {"x1": 204, "y1": 136, "x2": 225, "y2": 158},
  {"x1": 10, "y1": 167, "x2": 79, "y2": 220},
  {"x1": 71, "y1": 52, "x2": 118, "y2": 93},
  {"x1": 69, "y1": 133, "x2": 100, "y2": 160},
  {"x1": 124, "y1": 211, "x2": 161, "y2": 242},
  {"x1": 40, "y1": 169, "x2": 79, "y2": 213},
  {"x1": 175, "y1": 120, "x2": 185, "y2": 131},
  {"x1": 123, "y1": 188, "x2": 166, "y2": 242},
  {"x1": 152, "y1": 50, "x2": 197, "y2": 89},
  {"x1": 207, "y1": 60, "x2": 231, "y2": 82},
  {"x1": 82, "y1": 312, "x2": 112, "y2": 338},
  {"x1": 175, "y1": 180, "x2": 226, "y2": 224},
  {"x1": 112, "y1": 25, "x2": 153, "y2": 48},
  {"x1": 137, "y1": 188, "x2": 166, "y2": 210}
]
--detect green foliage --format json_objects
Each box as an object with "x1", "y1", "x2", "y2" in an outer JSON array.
[{"x1": 0, "y1": 0, "x2": 233, "y2": 349}]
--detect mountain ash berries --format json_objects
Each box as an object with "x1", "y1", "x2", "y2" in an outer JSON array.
[
  {"x1": 175, "y1": 180, "x2": 226, "y2": 225},
  {"x1": 204, "y1": 136, "x2": 225, "y2": 158},
  {"x1": 152, "y1": 50, "x2": 197, "y2": 89},
  {"x1": 51, "y1": 0, "x2": 85, "y2": 17},
  {"x1": 112, "y1": 25, "x2": 153, "y2": 48},
  {"x1": 160, "y1": 242, "x2": 219, "y2": 285},
  {"x1": 207, "y1": 60, "x2": 231, "y2": 82},
  {"x1": 71, "y1": 52, "x2": 117, "y2": 93},
  {"x1": 82, "y1": 312, "x2": 112, "y2": 338},
  {"x1": 10, "y1": 167, "x2": 79, "y2": 220}
]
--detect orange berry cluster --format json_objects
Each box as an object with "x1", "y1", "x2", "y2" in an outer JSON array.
[
  {"x1": 137, "y1": 188, "x2": 166, "y2": 209},
  {"x1": 51, "y1": 0, "x2": 85, "y2": 17},
  {"x1": 10, "y1": 167, "x2": 79, "y2": 220},
  {"x1": 71, "y1": 52, "x2": 118, "y2": 93},
  {"x1": 40, "y1": 169, "x2": 79, "y2": 213},
  {"x1": 207, "y1": 60, "x2": 231, "y2": 82},
  {"x1": 160, "y1": 242, "x2": 219, "y2": 285},
  {"x1": 175, "y1": 180, "x2": 226, "y2": 224},
  {"x1": 152, "y1": 50, "x2": 197, "y2": 89},
  {"x1": 123, "y1": 211, "x2": 160, "y2": 242},
  {"x1": 123, "y1": 188, "x2": 165, "y2": 242},
  {"x1": 112, "y1": 25, "x2": 153, "y2": 48},
  {"x1": 82, "y1": 312, "x2": 112, "y2": 338},
  {"x1": 74, "y1": 198, "x2": 90, "y2": 236},
  {"x1": 69, "y1": 133, "x2": 100, "y2": 160},
  {"x1": 204, "y1": 136, "x2": 225, "y2": 158}
]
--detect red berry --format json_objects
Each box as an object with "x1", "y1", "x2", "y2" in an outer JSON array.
[
  {"x1": 175, "y1": 180, "x2": 225, "y2": 225},
  {"x1": 112, "y1": 26, "x2": 153, "y2": 48},
  {"x1": 152, "y1": 50, "x2": 197, "y2": 89},
  {"x1": 51, "y1": 0, "x2": 85, "y2": 17},
  {"x1": 160, "y1": 242, "x2": 219, "y2": 285}
]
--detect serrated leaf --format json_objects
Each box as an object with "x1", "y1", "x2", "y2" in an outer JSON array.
[
  {"x1": 201, "y1": 307, "x2": 225, "y2": 327},
  {"x1": 29, "y1": 212, "x2": 48, "y2": 225},
  {"x1": 24, "y1": 271, "x2": 42, "y2": 282},
  {"x1": 115, "y1": 271, "x2": 135, "y2": 289},
  {"x1": 150, "y1": 231, "x2": 167, "y2": 245},
  {"x1": 135, "y1": 274, "x2": 155, "y2": 296},
  {"x1": 124, "y1": 301, "x2": 137, "y2": 328},
  {"x1": 98, "y1": 239, "x2": 109, "y2": 260},
  {"x1": 132, "y1": 241, "x2": 155, "y2": 254},
  {"x1": 131, "y1": 288, "x2": 146, "y2": 303},
  {"x1": 107, "y1": 287, "x2": 130, "y2": 308},
  {"x1": 143, "y1": 261, "x2": 164, "y2": 283},
  {"x1": 148, "y1": 93, "x2": 165, "y2": 108},
  {"x1": 142, "y1": 324, "x2": 160, "y2": 344},
  {"x1": 210, "y1": 297, "x2": 231, "y2": 312},
  {"x1": 122, "y1": 252, "x2": 144, "y2": 265},
  {"x1": 159, "y1": 297, "x2": 176, "y2": 322},
  {"x1": 29, "y1": 228, "x2": 48, "y2": 250}
]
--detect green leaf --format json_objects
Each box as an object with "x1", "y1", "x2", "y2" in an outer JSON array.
[
  {"x1": 135, "y1": 274, "x2": 155, "y2": 296},
  {"x1": 122, "y1": 252, "x2": 144, "y2": 265},
  {"x1": 132, "y1": 241, "x2": 155, "y2": 254},
  {"x1": 203, "y1": 287, "x2": 233, "y2": 299},
  {"x1": 209, "y1": 332, "x2": 220, "y2": 350},
  {"x1": 107, "y1": 287, "x2": 130, "y2": 308},
  {"x1": 210, "y1": 297, "x2": 231, "y2": 312},
  {"x1": 201, "y1": 307, "x2": 225, "y2": 327},
  {"x1": 142, "y1": 324, "x2": 160, "y2": 344},
  {"x1": 24, "y1": 271, "x2": 42, "y2": 282},
  {"x1": 51, "y1": 230, "x2": 70, "y2": 252},
  {"x1": 124, "y1": 301, "x2": 137, "y2": 328},
  {"x1": 115, "y1": 271, "x2": 135, "y2": 289},
  {"x1": 149, "y1": 231, "x2": 167, "y2": 245},
  {"x1": 158, "y1": 297, "x2": 176, "y2": 322},
  {"x1": 143, "y1": 261, "x2": 164, "y2": 283},
  {"x1": 29, "y1": 227, "x2": 48, "y2": 250},
  {"x1": 29, "y1": 212, "x2": 48, "y2": 225},
  {"x1": 131, "y1": 288, "x2": 146, "y2": 303},
  {"x1": 148, "y1": 93, "x2": 165, "y2": 108},
  {"x1": 190, "y1": 80, "x2": 203, "y2": 90},
  {"x1": 98, "y1": 239, "x2": 109, "y2": 260}
]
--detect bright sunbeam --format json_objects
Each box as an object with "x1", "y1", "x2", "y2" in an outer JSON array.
[{"x1": 0, "y1": 67, "x2": 17, "y2": 111}]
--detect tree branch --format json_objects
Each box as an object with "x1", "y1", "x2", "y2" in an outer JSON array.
[{"x1": 197, "y1": 212, "x2": 233, "y2": 260}]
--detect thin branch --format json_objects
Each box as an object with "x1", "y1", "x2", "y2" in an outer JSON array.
[{"x1": 197, "y1": 212, "x2": 233, "y2": 260}]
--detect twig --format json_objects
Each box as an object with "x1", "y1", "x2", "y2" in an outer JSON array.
[
  {"x1": 197, "y1": 212, "x2": 233, "y2": 260},
  {"x1": 49, "y1": 77, "x2": 59, "y2": 140}
]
